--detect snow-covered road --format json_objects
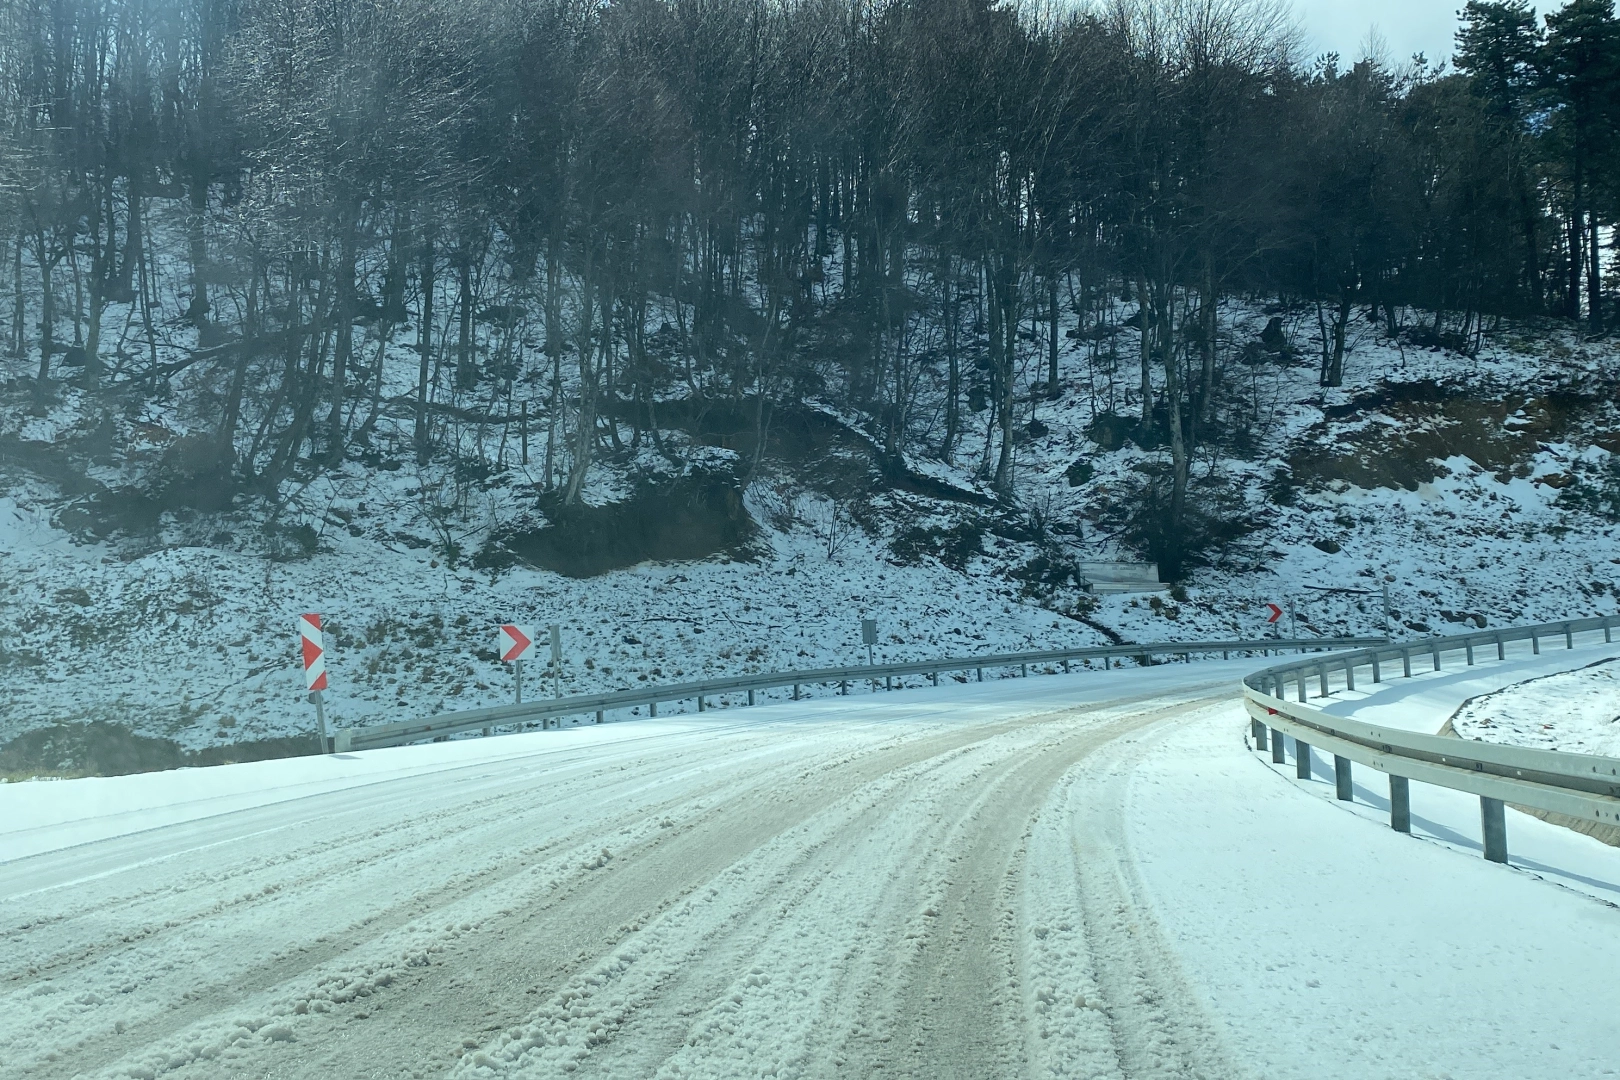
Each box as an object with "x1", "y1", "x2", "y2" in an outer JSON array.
[{"x1": 4, "y1": 659, "x2": 1619, "y2": 1079}]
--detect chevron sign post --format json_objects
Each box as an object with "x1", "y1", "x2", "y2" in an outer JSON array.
[
  {"x1": 300, "y1": 613, "x2": 332, "y2": 751},
  {"x1": 497, "y1": 624, "x2": 535, "y2": 705}
]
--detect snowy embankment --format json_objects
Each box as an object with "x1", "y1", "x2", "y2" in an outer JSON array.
[
  {"x1": 4, "y1": 286, "x2": 1619, "y2": 762},
  {"x1": 1452, "y1": 658, "x2": 1620, "y2": 756},
  {"x1": 4, "y1": 659, "x2": 1619, "y2": 1079}
]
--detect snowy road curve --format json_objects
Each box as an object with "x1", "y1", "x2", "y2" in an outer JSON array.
[{"x1": 1, "y1": 674, "x2": 1244, "y2": 1080}]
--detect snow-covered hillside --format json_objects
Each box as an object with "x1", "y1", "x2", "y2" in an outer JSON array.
[{"x1": 3, "y1": 279, "x2": 1619, "y2": 768}]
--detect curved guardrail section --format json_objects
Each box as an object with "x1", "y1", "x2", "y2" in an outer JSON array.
[
  {"x1": 337, "y1": 634, "x2": 1386, "y2": 753},
  {"x1": 1242, "y1": 615, "x2": 1620, "y2": 864}
]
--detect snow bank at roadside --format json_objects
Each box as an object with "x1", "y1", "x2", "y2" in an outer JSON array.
[{"x1": 1453, "y1": 658, "x2": 1620, "y2": 756}]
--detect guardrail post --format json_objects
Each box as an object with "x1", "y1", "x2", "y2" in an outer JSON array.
[
  {"x1": 1296, "y1": 740, "x2": 1312, "y2": 780},
  {"x1": 793, "y1": 684, "x2": 800, "y2": 700},
  {"x1": 482, "y1": 725, "x2": 493, "y2": 737},
  {"x1": 1371, "y1": 654, "x2": 1381, "y2": 683},
  {"x1": 1062, "y1": 659, "x2": 1071, "y2": 673},
  {"x1": 1390, "y1": 776, "x2": 1410, "y2": 833},
  {"x1": 1297, "y1": 674, "x2": 1307, "y2": 703},
  {"x1": 1607, "y1": 620, "x2": 1613, "y2": 644},
  {"x1": 596, "y1": 709, "x2": 604, "y2": 723},
  {"x1": 698, "y1": 696, "x2": 706, "y2": 712},
  {"x1": 930, "y1": 670, "x2": 939, "y2": 686},
  {"x1": 1465, "y1": 640, "x2": 1474, "y2": 666},
  {"x1": 1564, "y1": 622, "x2": 1573, "y2": 649},
  {"x1": 976, "y1": 667, "x2": 983, "y2": 682},
  {"x1": 1495, "y1": 633, "x2": 1505, "y2": 660},
  {"x1": 1345, "y1": 660, "x2": 1355, "y2": 692},
  {"x1": 885, "y1": 676, "x2": 892, "y2": 691},
  {"x1": 1432, "y1": 643, "x2": 1441, "y2": 671},
  {"x1": 1252, "y1": 719, "x2": 1268, "y2": 750},
  {"x1": 840, "y1": 680, "x2": 848, "y2": 695},
  {"x1": 650, "y1": 701, "x2": 657, "y2": 717},
  {"x1": 1531, "y1": 630, "x2": 1540, "y2": 655},
  {"x1": 1271, "y1": 728, "x2": 1285, "y2": 764},
  {"x1": 1402, "y1": 648, "x2": 1412, "y2": 678},
  {"x1": 1334, "y1": 755, "x2": 1353, "y2": 801},
  {"x1": 1481, "y1": 797, "x2": 1508, "y2": 863},
  {"x1": 1021, "y1": 663, "x2": 1028, "y2": 677},
  {"x1": 1317, "y1": 662, "x2": 1328, "y2": 698}
]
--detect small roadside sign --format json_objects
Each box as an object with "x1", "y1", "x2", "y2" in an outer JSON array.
[
  {"x1": 1265, "y1": 603, "x2": 1283, "y2": 624},
  {"x1": 498, "y1": 623, "x2": 535, "y2": 706},
  {"x1": 299, "y1": 613, "x2": 328, "y2": 691},
  {"x1": 299, "y1": 613, "x2": 331, "y2": 752},
  {"x1": 498, "y1": 624, "x2": 535, "y2": 663}
]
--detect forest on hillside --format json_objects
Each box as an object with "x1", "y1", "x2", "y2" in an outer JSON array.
[{"x1": 1, "y1": 0, "x2": 1617, "y2": 574}]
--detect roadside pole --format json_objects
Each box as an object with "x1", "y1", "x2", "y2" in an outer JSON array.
[{"x1": 549, "y1": 623, "x2": 562, "y2": 702}]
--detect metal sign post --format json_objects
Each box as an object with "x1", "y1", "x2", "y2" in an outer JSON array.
[
  {"x1": 861, "y1": 618, "x2": 877, "y2": 666},
  {"x1": 549, "y1": 623, "x2": 562, "y2": 699},
  {"x1": 309, "y1": 690, "x2": 329, "y2": 746}
]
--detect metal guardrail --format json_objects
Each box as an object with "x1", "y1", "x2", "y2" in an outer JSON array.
[
  {"x1": 335, "y1": 634, "x2": 1386, "y2": 753},
  {"x1": 1242, "y1": 615, "x2": 1620, "y2": 864}
]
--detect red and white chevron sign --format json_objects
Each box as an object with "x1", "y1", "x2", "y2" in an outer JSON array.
[
  {"x1": 497, "y1": 624, "x2": 534, "y2": 663},
  {"x1": 299, "y1": 613, "x2": 328, "y2": 691}
]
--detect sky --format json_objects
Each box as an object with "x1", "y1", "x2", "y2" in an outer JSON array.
[{"x1": 1290, "y1": 0, "x2": 1536, "y2": 69}]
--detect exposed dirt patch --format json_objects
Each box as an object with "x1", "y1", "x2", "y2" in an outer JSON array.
[
  {"x1": 0, "y1": 721, "x2": 320, "y2": 780},
  {"x1": 1293, "y1": 378, "x2": 1620, "y2": 493},
  {"x1": 498, "y1": 475, "x2": 756, "y2": 578},
  {"x1": 1291, "y1": 388, "x2": 1525, "y2": 491}
]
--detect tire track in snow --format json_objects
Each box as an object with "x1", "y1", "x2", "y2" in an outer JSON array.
[
  {"x1": 5, "y1": 727, "x2": 840, "y2": 1079},
  {"x1": 878, "y1": 696, "x2": 1228, "y2": 1079},
  {"x1": 1040, "y1": 702, "x2": 1248, "y2": 1080}
]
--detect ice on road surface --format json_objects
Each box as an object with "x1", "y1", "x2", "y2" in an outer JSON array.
[{"x1": 3, "y1": 657, "x2": 1619, "y2": 1079}]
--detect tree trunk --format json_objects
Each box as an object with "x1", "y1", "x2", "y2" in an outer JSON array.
[
  {"x1": 115, "y1": 172, "x2": 142, "y2": 304},
  {"x1": 943, "y1": 254, "x2": 959, "y2": 464},
  {"x1": 1567, "y1": 206, "x2": 1583, "y2": 320},
  {"x1": 11, "y1": 231, "x2": 22, "y2": 357},
  {"x1": 1136, "y1": 272, "x2": 1152, "y2": 426},
  {"x1": 1047, "y1": 272, "x2": 1060, "y2": 399},
  {"x1": 186, "y1": 171, "x2": 210, "y2": 327},
  {"x1": 327, "y1": 217, "x2": 357, "y2": 465},
  {"x1": 1164, "y1": 333, "x2": 1189, "y2": 576},
  {"x1": 563, "y1": 252, "x2": 598, "y2": 506},
  {"x1": 1326, "y1": 291, "x2": 1351, "y2": 387},
  {"x1": 991, "y1": 253, "x2": 1017, "y2": 497},
  {"x1": 456, "y1": 250, "x2": 475, "y2": 391},
  {"x1": 416, "y1": 233, "x2": 435, "y2": 464},
  {"x1": 1197, "y1": 259, "x2": 1216, "y2": 421},
  {"x1": 1588, "y1": 209, "x2": 1603, "y2": 333},
  {"x1": 33, "y1": 228, "x2": 54, "y2": 411}
]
